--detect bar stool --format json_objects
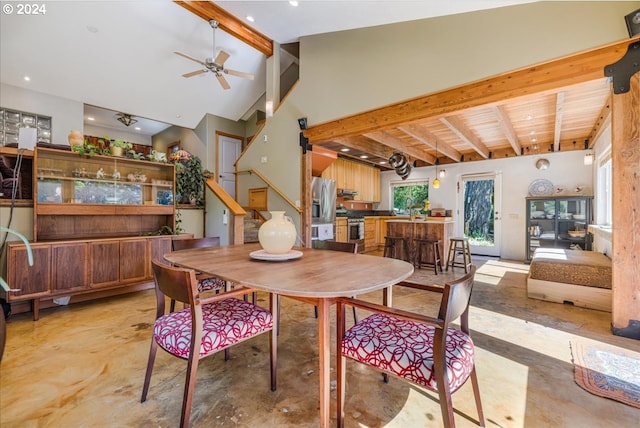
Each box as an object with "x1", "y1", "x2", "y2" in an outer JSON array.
[
  {"x1": 414, "y1": 238, "x2": 443, "y2": 274},
  {"x1": 383, "y1": 236, "x2": 411, "y2": 262},
  {"x1": 445, "y1": 237, "x2": 472, "y2": 273}
]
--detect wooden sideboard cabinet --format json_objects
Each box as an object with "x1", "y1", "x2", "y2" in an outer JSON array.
[
  {"x1": 2, "y1": 147, "x2": 185, "y2": 320},
  {"x1": 5, "y1": 235, "x2": 177, "y2": 320}
]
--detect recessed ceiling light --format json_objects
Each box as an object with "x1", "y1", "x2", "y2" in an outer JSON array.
[
  {"x1": 360, "y1": 155, "x2": 368, "y2": 159},
  {"x1": 87, "y1": 117, "x2": 95, "y2": 121},
  {"x1": 340, "y1": 148, "x2": 350, "y2": 152},
  {"x1": 379, "y1": 161, "x2": 387, "y2": 165},
  {"x1": 525, "y1": 114, "x2": 533, "y2": 120},
  {"x1": 176, "y1": 114, "x2": 181, "y2": 118},
  {"x1": 134, "y1": 127, "x2": 141, "y2": 131},
  {"x1": 289, "y1": 1, "x2": 299, "y2": 6},
  {"x1": 531, "y1": 137, "x2": 537, "y2": 142},
  {"x1": 529, "y1": 130, "x2": 536, "y2": 135},
  {"x1": 246, "y1": 15, "x2": 255, "y2": 22},
  {"x1": 23, "y1": 76, "x2": 30, "y2": 81},
  {"x1": 86, "y1": 25, "x2": 98, "y2": 33}
]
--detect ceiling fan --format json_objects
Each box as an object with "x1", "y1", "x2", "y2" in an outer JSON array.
[{"x1": 174, "y1": 20, "x2": 254, "y2": 90}]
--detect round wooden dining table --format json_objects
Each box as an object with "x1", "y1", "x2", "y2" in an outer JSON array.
[{"x1": 164, "y1": 242, "x2": 414, "y2": 428}]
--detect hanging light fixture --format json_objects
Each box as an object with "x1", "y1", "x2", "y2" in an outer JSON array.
[
  {"x1": 584, "y1": 151, "x2": 594, "y2": 165},
  {"x1": 439, "y1": 169, "x2": 447, "y2": 178},
  {"x1": 116, "y1": 113, "x2": 138, "y2": 127},
  {"x1": 432, "y1": 141, "x2": 441, "y2": 189}
]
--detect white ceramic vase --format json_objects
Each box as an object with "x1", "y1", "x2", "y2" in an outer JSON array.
[{"x1": 258, "y1": 211, "x2": 296, "y2": 254}]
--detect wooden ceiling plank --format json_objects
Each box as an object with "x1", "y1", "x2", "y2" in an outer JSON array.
[
  {"x1": 490, "y1": 105, "x2": 521, "y2": 156},
  {"x1": 175, "y1": 1, "x2": 274, "y2": 57},
  {"x1": 440, "y1": 116, "x2": 490, "y2": 159},
  {"x1": 331, "y1": 136, "x2": 395, "y2": 159},
  {"x1": 397, "y1": 124, "x2": 462, "y2": 162},
  {"x1": 553, "y1": 92, "x2": 565, "y2": 152},
  {"x1": 364, "y1": 131, "x2": 436, "y2": 164},
  {"x1": 589, "y1": 93, "x2": 612, "y2": 148},
  {"x1": 305, "y1": 39, "x2": 634, "y2": 144}
]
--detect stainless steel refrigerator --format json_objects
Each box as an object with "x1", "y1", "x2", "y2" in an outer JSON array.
[{"x1": 311, "y1": 177, "x2": 336, "y2": 225}]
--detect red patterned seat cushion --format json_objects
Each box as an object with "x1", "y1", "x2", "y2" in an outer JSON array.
[
  {"x1": 342, "y1": 313, "x2": 475, "y2": 392},
  {"x1": 198, "y1": 277, "x2": 226, "y2": 292},
  {"x1": 154, "y1": 298, "x2": 272, "y2": 359}
]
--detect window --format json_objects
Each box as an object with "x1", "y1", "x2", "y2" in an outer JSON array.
[
  {"x1": 597, "y1": 150, "x2": 612, "y2": 226},
  {"x1": 391, "y1": 180, "x2": 429, "y2": 215}
]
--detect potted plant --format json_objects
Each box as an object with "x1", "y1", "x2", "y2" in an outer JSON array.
[
  {"x1": 109, "y1": 139, "x2": 132, "y2": 157},
  {"x1": 175, "y1": 154, "x2": 205, "y2": 205}
]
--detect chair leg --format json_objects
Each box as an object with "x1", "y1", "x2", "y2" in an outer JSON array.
[
  {"x1": 169, "y1": 299, "x2": 176, "y2": 313},
  {"x1": 470, "y1": 367, "x2": 485, "y2": 427},
  {"x1": 336, "y1": 302, "x2": 346, "y2": 428},
  {"x1": 270, "y1": 293, "x2": 278, "y2": 391},
  {"x1": 352, "y1": 306, "x2": 358, "y2": 324},
  {"x1": 180, "y1": 354, "x2": 200, "y2": 428},
  {"x1": 437, "y1": 384, "x2": 456, "y2": 428},
  {"x1": 141, "y1": 339, "x2": 158, "y2": 402}
]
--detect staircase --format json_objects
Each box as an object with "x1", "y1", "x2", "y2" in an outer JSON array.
[{"x1": 243, "y1": 209, "x2": 262, "y2": 243}]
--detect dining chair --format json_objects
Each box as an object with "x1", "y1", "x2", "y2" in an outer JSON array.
[
  {"x1": 336, "y1": 266, "x2": 484, "y2": 428},
  {"x1": 141, "y1": 260, "x2": 277, "y2": 428},
  {"x1": 170, "y1": 237, "x2": 227, "y2": 311}
]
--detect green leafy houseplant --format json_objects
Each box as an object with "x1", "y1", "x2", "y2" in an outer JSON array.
[{"x1": 175, "y1": 155, "x2": 205, "y2": 206}]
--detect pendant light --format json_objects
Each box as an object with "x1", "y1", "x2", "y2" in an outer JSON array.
[{"x1": 432, "y1": 141, "x2": 441, "y2": 189}]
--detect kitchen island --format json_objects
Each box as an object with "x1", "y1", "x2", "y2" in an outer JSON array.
[{"x1": 385, "y1": 218, "x2": 455, "y2": 264}]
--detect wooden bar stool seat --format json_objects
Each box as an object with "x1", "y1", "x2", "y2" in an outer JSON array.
[
  {"x1": 383, "y1": 236, "x2": 411, "y2": 262},
  {"x1": 414, "y1": 238, "x2": 443, "y2": 274},
  {"x1": 445, "y1": 237, "x2": 472, "y2": 273}
]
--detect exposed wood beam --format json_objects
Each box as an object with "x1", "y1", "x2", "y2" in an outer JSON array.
[
  {"x1": 305, "y1": 39, "x2": 635, "y2": 144},
  {"x1": 589, "y1": 93, "x2": 612, "y2": 148},
  {"x1": 396, "y1": 124, "x2": 462, "y2": 162},
  {"x1": 553, "y1": 92, "x2": 565, "y2": 152},
  {"x1": 330, "y1": 136, "x2": 396, "y2": 160},
  {"x1": 175, "y1": 1, "x2": 273, "y2": 57},
  {"x1": 440, "y1": 116, "x2": 490, "y2": 159},
  {"x1": 490, "y1": 105, "x2": 521, "y2": 156},
  {"x1": 364, "y1": 131, "x2": 436, "y2": 164}
]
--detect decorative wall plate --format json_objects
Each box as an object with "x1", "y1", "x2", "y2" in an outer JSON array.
[{"x1": 528, "y1": 179, "x2": 554, "y2": 196}]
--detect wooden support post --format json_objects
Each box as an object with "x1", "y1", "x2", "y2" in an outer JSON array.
[{"x1": 611, "y1": 72, "x2": 640, "y2": 339}]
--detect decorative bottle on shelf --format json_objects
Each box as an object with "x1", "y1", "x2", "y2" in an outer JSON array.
[{"x1": 258, "y1": 211, "x2": 296, "y2": 254}]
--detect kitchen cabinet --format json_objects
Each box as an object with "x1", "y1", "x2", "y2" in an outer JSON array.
[
  {"x1": 525, "y1": 196, "x2": 593, "y2": 262},
  {"x1": 335, "y1": 217, "x2": 348, "y2": 243},
  {"x1": 321, "y1": 158, "x2": 380, "y2": 202},
  {"x1": 364, "y1": 217, "x2": 377, "y2": 252}
]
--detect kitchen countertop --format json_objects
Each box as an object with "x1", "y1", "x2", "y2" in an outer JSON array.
[{"x1": 386, "y1": 217, "x2": 454, "y2": 223}]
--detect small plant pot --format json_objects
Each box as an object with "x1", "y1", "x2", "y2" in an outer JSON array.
[{"x1": 110, "y1": 146, "x2": 124, "y2": 157}]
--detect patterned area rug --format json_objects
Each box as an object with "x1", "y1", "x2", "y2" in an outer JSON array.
[{"x1": 571, "y1": 341, "x2": 640, "y2": 409}]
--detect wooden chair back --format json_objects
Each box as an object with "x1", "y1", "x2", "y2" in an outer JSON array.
[
  {"x1": 438, "y1": 265, "x2": 476, "y2": 334},
  {"x1": 312, "y1": 240, "x2": 358, "y2": 254},
  {"x1": 172, "y1": 236, "x2": 220, "y2": 251},
  {"x1": 151, "y1": 260, "x2": 199, "y2": 316}
]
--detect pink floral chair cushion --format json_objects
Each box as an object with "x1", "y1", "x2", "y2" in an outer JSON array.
[
  {"x1": 341, "y1": 313, "x2": 475, "y2": 392},
  {"x1": 198, "y1": 277, "x2": 226, "y2": 292},
  {"x1": 154, "y1": 298, "x2": 273, "y2": 359}
]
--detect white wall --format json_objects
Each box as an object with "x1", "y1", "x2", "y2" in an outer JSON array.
[{"x1": 380, "y1": 150, "x2": 592, "y2": 261}]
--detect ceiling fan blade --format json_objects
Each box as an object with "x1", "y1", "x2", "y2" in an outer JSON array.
[
  {"x1": 224, "y1": 69, "x2": 255, "y2": 80},
  {"x1": 214, "y1": 50, "x2": 230, "y2": 66},
  {"x1": 216, "y1": 73, "x2": 231, "y2": 90},
  {"x1": 182, "y1": 69, "x2": 207, "y2": 78},
  {"x1": 174, "y1": 51, "x2": 206, "y2": 66}
]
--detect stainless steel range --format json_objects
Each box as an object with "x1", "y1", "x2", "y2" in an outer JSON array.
[{"x1": 347, "y1": 217, "x2": 365, "y2": 250}]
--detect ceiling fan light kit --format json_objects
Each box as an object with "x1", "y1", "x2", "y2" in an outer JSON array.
[{"x1": 174, "y1": 19, "x2": 254, "y2": 90}]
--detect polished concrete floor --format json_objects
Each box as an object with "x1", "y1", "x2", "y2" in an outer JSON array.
[{"x1": 1, "y1": 256, "x2": 639, "y2": 427}]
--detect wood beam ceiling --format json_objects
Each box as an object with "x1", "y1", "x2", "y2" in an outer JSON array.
[
  {"x1": 364, "y1": 131, "x2": 436, "y2": 164},
  {"x1": 305, "y1": 39, "x2": 634, "y2": 144},
  {"x1": 553, "y1": 92, "x2": 565, "y2": 152},
  {"x1": 440, "y1": 116, "x2": 490, "y2": 159},
  {"x1": 396, "y1": 124, "x2": 463, "y2": 162},
  {"x1": 175, "y1": 1, "x2": 274, "y2": 57},
  {"x1": 490, "y1": 105, "x2": 521, "y2": 156}
]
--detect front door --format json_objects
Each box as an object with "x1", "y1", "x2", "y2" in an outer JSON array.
[
  {"x1": 457, "y1": 172, "x2": 502, "y2": 256},
  {"x1": 217, "y1": 134, "x2": 242, "y2": 199}
]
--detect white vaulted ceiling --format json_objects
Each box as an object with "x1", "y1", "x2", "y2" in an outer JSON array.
[{"x1": 0, "y1": 0, "x2": 537, "y2": 132}]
